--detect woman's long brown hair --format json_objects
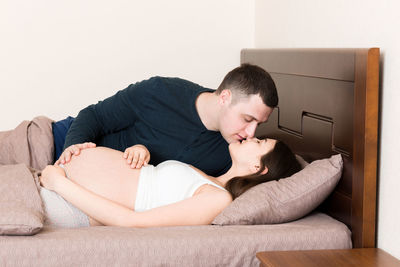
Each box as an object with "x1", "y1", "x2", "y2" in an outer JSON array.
[{"x1": 225, "y1": 141, "x2": 301, "y2": 200}]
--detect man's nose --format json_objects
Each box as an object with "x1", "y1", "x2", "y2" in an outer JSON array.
[{"x1": 245, "y1": 122, "x2": 257, "y2": 138}]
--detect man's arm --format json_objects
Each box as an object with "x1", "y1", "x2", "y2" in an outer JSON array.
[
  {"x1": 58, "y1": 82, "x2": 148, "y2": 164},
  {"x1": 64, "y1": 85, "x2": 140, "y2": 149}
]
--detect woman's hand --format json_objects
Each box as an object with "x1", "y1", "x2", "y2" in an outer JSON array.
[
  {"x1": 123, "y1": 144, "x2": 150, "y2": 169},
  {"x1": 40, "y1": 165, "x2": 66, "y2": 191},
  {"x1": 55, "y1": 142, "x2": 96, "y2": 165}
]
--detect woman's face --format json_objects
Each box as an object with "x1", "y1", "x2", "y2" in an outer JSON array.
[{"x1": 229, "y1": 137, "x2": 277, "y2": 165}]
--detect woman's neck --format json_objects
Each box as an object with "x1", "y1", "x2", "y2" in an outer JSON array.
[
  {"x1": 215, "y1": 165, "x2": 250, "y2": 187},
  {"x1": 191, "y1": 163, "x2": 250, "y2": 188}
]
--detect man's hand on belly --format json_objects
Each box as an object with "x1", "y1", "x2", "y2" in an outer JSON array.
[
  {"x1": 123, "y1": 144, "x2": 150, "y2": 169},
  {"x1": 55, "y1": 142, "x2": 97, "y2": 165}
]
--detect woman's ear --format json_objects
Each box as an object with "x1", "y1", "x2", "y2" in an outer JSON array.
[{"x1": 252, "y1": 165, "x2": 268, "y2": 175}]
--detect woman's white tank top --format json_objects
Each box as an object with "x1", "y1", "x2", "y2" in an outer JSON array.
[{"x1": 134, "y1": 160, "x2": 226, "y2": 211}]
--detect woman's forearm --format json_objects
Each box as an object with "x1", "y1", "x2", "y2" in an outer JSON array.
[{"x1": 53, "y1": 175, "x2": 135, "y2": 226}]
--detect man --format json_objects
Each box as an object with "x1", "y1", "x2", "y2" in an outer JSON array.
[{"x1": 55, "y1": 63, "x2": 278, "y2": 176}]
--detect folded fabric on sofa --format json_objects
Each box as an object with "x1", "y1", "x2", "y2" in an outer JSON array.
[
  {"x1": 0, "y1": 116, "x2": 54, "y2": 170},
  {"x1": 0, "y1": 164, "x2": 44, "y2": 235}
]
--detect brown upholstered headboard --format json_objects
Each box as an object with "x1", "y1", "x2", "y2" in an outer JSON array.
[{"x1": 242, "y1": 48, "x2": 379, "y2": 248}]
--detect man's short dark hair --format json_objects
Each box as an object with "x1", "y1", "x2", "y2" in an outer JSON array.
[{"x1": 216, "y1": 63, "x2": 278, "y2": 107}]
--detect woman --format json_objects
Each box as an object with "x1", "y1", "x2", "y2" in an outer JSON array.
[{"x1": 39, "y1": 138, "x2": 301, "y2": 228}]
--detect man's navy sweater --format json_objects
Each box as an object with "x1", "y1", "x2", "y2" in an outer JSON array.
[{"x1": 62, "y1": 76, "x2": 231, "y2": 176}]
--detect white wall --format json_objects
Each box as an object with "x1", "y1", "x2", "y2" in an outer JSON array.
[
  {"x1": 255, "y1": 0, "x2": 400, "y2": 258},
  {"x1": 0, "y1": 0, "x2": 254, "y2": 130}
]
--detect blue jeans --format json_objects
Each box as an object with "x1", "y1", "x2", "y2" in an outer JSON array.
[{"x1": 52, "y1": 116, "x2": 75, "y2": 162}]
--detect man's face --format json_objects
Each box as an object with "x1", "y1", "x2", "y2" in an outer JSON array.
[{"x1": 218, "y1": 91, "x2": 274, "y2": 144}]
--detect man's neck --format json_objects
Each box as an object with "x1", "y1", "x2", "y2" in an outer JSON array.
[{"x1": 195, "y1": 92, "x2": 219, "y2": 131}]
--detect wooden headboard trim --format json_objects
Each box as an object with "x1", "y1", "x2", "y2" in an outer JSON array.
[{"x1": 352, "y1": 48, "x2": 379, "y2": 248}]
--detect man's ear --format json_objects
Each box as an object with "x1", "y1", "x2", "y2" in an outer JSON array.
[
  {"x1": 218, "y1": 89, "x2": 232, "y2": 105},
  {"x1": 252, "y1": 165, "x2": 268, "y2": 175}
]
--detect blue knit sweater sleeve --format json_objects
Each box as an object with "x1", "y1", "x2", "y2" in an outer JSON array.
[{"x1": 63, "y1": 80, "x2": 146, "y2": 149}]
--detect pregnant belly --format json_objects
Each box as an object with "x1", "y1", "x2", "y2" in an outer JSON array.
[{"x1": 62, "y1": 147, "x2": 140, "y2": 210}]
